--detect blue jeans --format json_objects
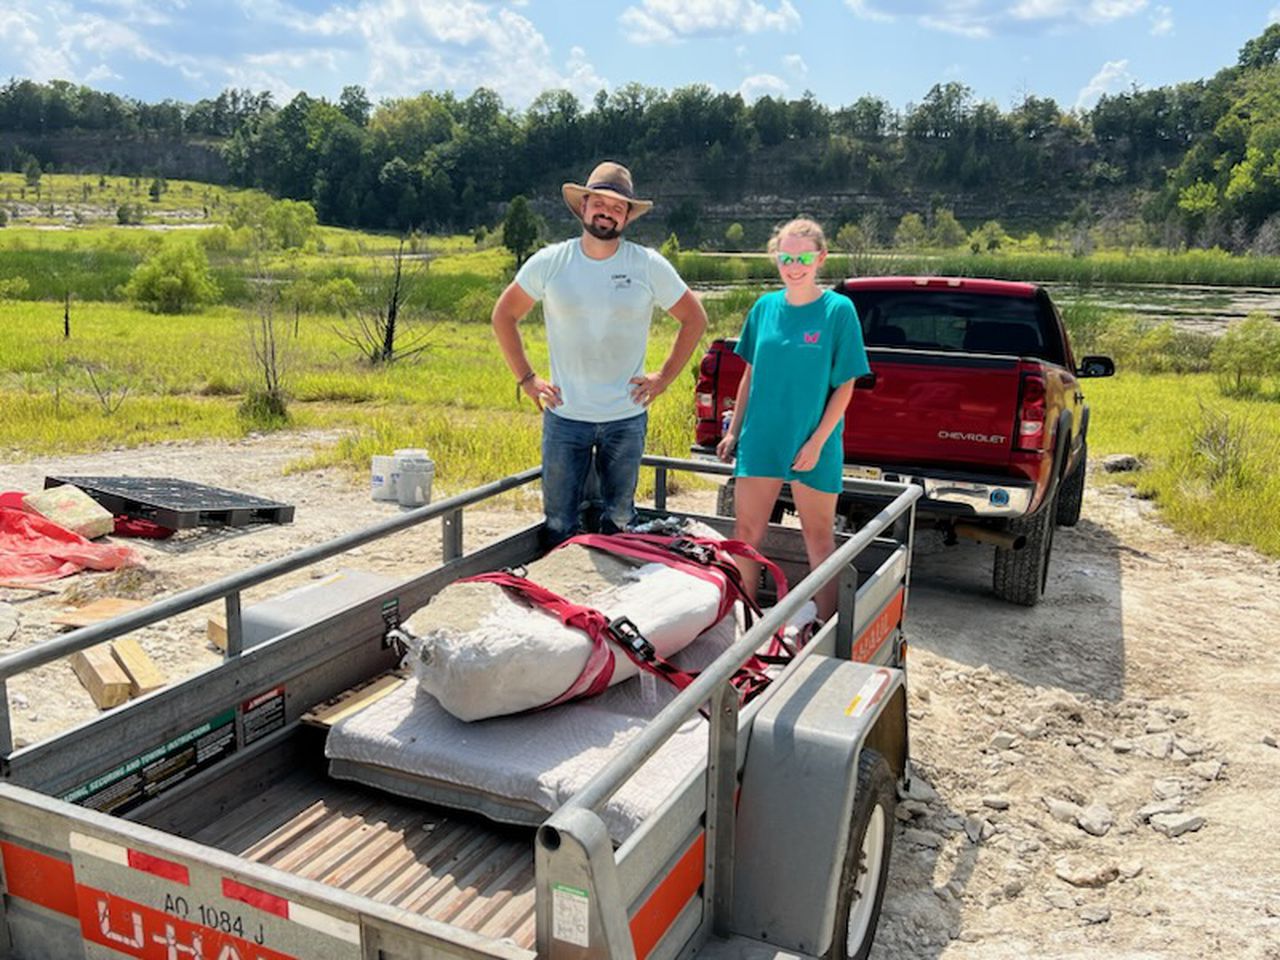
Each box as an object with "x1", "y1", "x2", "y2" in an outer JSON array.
[{"x1": 541, "y1": 410, "x2": 647, "y2": 547}]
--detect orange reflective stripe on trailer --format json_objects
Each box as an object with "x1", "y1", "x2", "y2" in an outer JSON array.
[
  {"x1": 1, "y1": 839, "x2": 78, "y2": 918},
  {"x1": 851, "y1": 586, "x2": 905, "y2": 663},
  {"x1": 629, "y1": 832, "x2": 706, "y2": 960}
]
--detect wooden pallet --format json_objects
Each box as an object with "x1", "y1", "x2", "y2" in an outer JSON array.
[{"x1": 44, "y1": 476, "x2": 294, "y2": 529}]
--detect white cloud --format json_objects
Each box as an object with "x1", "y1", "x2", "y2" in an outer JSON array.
[
  {"x1": 783, "y1": 53, "x2": 808, "y2": 77},
  {"x1": 848, "y1": 0, "x2": 1148, "y2": 37},
  {"x1": 620, "y1": 0, "x2": 800, "y2": 45},
  {"x1": 1076, "y1": 58, "x2": 1132, "y2": 110},
  {"x1": 739, "y1": 73, "x2": 787, "y2": 101},
  {"x1": 249, "y1": 0, "x2": 608, "y2": 107},
  {"x1": 84, "y1": 63, "x2": 123, "y2": 83},
  {"x1": 844, "y1": 0, "x2": 893, "y2": 23},
  {"x1": 85, "y1": 0, "x2": 185, "y2": 26},
  {"x1": 1149, "y1": 3, "x2": 1172, "y2": 35}
]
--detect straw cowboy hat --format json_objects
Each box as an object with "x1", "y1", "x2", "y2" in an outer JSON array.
[{"x1": 561, "y1": 162, "x2": 654, "y2": 221}]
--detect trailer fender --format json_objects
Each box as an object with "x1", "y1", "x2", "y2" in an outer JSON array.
[{"x1": 730, "y1": 657, "x2": 906, "y2": 956}]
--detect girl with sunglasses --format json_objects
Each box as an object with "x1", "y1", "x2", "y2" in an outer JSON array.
[{"x1": 716, "y1": 218, "x2": 870, "y2": 621}]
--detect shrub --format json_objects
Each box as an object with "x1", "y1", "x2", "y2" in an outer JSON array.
[
  {"x1": 1211, "y1": 312, "x2": 1280, "y2": 398},
  {"x1": 1190, "y1": 403, "x2": 1252, "y2": 489},
  {"x1": 0, "y1": 207, "x2": 7, "y2": 228},
  {"x1": 117, "y1": 202, "x2": 144, "y2": 225},
  {"x1": 264, "y1": 199, "x2": 317, "y2": 249},
  {"x1": 123, "y1": 243, "x2": 221, "y2": 313},
  {"x1": 237, "y1": 389, "x2": 289, "y2": 429},
  {"x1": 893, "y1": 213, "x2": 927, "y2": 249}
]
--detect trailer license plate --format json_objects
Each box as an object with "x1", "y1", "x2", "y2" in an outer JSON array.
[{"x1": 844, "y1": 464, "x2": 883, "y2": 481}]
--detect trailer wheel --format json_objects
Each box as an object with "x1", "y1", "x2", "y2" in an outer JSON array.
[
  {"x1": 716, "y1": 479, "x2": 736, "y2": 517},
  {"x1": 830, "y1": 749, "x2": 896, "y2": 960},
  {"x1": 992, "y1": 492, "x2": 1056, "y2": 606},
  {"x1": 715, "y1": 479, "x2": 787, "y2": 523},
  {"x1": 1055, "y1": 442, "x2": 1086, "y2": 527}
]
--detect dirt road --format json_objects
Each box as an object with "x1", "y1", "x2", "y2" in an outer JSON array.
[{"x1": 1, "y1": 433, "x2": 1277, "y2": 957}]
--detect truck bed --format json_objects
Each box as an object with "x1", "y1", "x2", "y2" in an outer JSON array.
[{"x1": 188, "y1": 763, "x2": 538, "y2": 948}]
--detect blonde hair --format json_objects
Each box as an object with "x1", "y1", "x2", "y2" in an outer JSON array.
[{"x1": 767, "y1": 217, "x2": 828, "y2": 256}]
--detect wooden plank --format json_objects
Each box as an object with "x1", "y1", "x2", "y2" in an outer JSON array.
[
  {"x1": 301, "y1": 672, "x2": 407, "y2": 728},
  {"x1": 0, "y1": 579, "x2": 61, "y2": 593},
  {"x1": 52, "y1": 598, "x2": 146, "y2": 629},
  {"x1": 207, "y1": 615, "x2": 227, "y2": 651},
  {"x1": 69, "y1": 643, "x2": 132, "y2": 709},
  {"x1": 110, "y1": 638, "x2": 166, "y2": 696}
]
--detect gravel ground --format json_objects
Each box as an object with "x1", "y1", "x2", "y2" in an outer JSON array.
[{"x1": 2, "y1": 432, "x2": 1278, "y2": 958}]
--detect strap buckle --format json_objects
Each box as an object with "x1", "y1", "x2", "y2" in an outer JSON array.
[
  {"x1": 501, "y1": 564, "x2": 528, "y2": 579},
  {"x1": 607, "y1": 616, "x2": 654, "y2": 662},
  {"x1": 669, "y1": 537, "x2": 714, "y2": 566}
]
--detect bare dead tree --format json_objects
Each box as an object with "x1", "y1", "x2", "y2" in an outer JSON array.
[
  {"x1": 335, "y1": 238, "x2": 437, "y2": 364},
  {"x1": 245, "y1": 282, "x2": 289, "y2": 421}
]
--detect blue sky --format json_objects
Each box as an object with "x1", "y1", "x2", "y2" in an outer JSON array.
[{"x1": 0, "y1": 1, "x2": 1276, "y2": 114}]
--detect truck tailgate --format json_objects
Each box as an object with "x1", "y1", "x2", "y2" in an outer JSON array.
[{"x1": 846, "y1": 351, "x2": 1021, "y2": 468}]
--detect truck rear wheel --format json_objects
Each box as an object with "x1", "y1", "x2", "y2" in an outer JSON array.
[
  {"x1": 993, "y1": 493, "x2": 1056, "y2": 606},
  {"x1": 1056, "y1": 442, "x2": 1086, "y2": 527},
  {"x1": 829, "y1": 749, "x2": 896, "y2": 960}
]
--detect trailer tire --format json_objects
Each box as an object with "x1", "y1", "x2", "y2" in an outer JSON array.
[
  {"x1": 716, "y1": 479, "x2": 736, "y2": 517},
  {"x1": 1056, "y1": 442, "x2": 1086, "y2": 527},
  {"x1": 715, "y1": 479, "x2": 787, "y2": 523},
  {"x1": 992, "y1": 492, "x2": 1056, "y2": 607},
  {"x1": 829, "y1": 748, "x2": 896, "y2": 960}
]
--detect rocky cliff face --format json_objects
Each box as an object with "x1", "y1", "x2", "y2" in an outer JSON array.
[{"x1": 0, "y1": 133, "x2": 230, "y2": 183}]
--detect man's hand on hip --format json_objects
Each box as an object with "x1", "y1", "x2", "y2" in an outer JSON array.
[
  {"x1": 524, "y1": 376, "x2": 562, "y2": 411},
  {"x1": 629, "y1": 372, "x2": 667, "y2": 407}
]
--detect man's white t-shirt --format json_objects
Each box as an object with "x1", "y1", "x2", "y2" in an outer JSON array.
[{"x1": 515, "y1": 238, "x2": 687, "y2": 423}]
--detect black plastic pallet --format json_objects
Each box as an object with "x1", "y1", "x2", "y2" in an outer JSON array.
[{"x1": 45, "y1": 476, "x2": 295, "y2": 530}]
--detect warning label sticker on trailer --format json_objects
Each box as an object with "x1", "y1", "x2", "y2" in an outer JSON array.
[
  {"x1": 242, "y1": 685, "x2": 286, "y2": 746},
  {"x1": 552, "y1": 883, "x2": 590, "y2": 947},
  {"x1": 60, "y1": 709, "x2": 237, "y2": 816}
]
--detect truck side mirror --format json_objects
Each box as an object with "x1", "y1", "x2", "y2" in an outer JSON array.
[{"x1": 1077, "y1": 355, "x2": 1115, "y2": 378}]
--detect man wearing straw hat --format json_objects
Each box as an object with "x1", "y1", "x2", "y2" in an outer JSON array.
[{"x1": 493, "y1": 161, "x2": 706, "y2": 546}]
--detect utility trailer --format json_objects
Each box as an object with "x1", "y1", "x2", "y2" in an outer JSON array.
[{"x1": 0, "y1": 457, "x2": 920, "y2": 960}]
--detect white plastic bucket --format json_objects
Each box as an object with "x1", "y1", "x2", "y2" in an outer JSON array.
[
  {"x1": 394, "y1": 447, "x2": 430, "y2": 461},
  {"x1": 371, "y1": 455, "x2": 398, "y2": 501},
  {"x1": 397, "y1": 458, "x2": 434, "y2": 507}
]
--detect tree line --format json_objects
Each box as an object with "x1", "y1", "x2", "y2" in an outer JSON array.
[{"x1": 2, "y1": 25, "x2": 1278, "y2": 249}]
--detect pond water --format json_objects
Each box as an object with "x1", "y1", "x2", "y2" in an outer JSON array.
[
  {"x1": 696, "y1": 280, "x2": 1280, "y2": 335},
  {"x1": 1047, "y1": 282, "x2": 1280, "y2": 335}
]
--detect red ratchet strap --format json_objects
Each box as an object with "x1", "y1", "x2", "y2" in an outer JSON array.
[
  {"x1": 562, "y1": 532, "x2": 789, "y2": 625},
  {"x1": 459, "y1": 570, "x2": 697, "y2": 710},
  {"x1": 560, "y1": 533, "x2": 796, "y2": 700}
]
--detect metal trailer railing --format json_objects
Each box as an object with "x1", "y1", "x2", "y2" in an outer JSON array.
[
  {"x1": 533, "y1": 463, "x2": 920, "y2": 957},
  {"x1": 0, "y1": 453, "x2": 916, "y2": 782}
]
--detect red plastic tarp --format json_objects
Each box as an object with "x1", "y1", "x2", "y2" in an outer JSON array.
[{"x1": 0, "y1": 506, "x2": 139, "y2": 583}]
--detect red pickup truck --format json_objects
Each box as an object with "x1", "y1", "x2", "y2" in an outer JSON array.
[{"x1": 693, "y1": 276, "x2": 1115, "y2": 606}]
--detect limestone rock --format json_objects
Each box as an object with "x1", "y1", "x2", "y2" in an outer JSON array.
[{"x1": 1150, "y1": 812, "x2": 1206, "y2": 838}]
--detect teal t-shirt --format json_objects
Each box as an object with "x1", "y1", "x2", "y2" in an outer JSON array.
[{"x1": 733, "y1": 289, "x2": 870, "y2": 493}]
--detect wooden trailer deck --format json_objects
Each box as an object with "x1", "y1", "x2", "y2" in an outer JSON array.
[{"x1": 188, "y1": 766, "x2": 538, "y2": 948}]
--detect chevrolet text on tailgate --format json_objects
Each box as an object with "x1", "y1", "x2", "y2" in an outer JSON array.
[
  {"x1": 0, "y1": 457, "x2": 922, "y2": 960},
  {"x1": 695, "y1": 276, "x2": 1116, "y2": 606}
]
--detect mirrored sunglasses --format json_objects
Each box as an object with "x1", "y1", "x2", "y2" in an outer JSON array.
[{"x1": 777, "y1": 252, "x2": 818, "y2": 266}]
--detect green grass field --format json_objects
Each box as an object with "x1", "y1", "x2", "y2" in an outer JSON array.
[{"x1": 2, "y1": 216, "x2": 1278, "y2": 555}]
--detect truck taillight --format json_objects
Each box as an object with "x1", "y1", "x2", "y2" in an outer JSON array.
[
  {"x1": 696, "y1": 392, "x2": 713, "y2": 417},
  {"x1": 699, "y1": 353, "x2": 719, "y2": 376},
  {"x1": 1015, "y1": 373, "x2": 1046, "y2": 451}
]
